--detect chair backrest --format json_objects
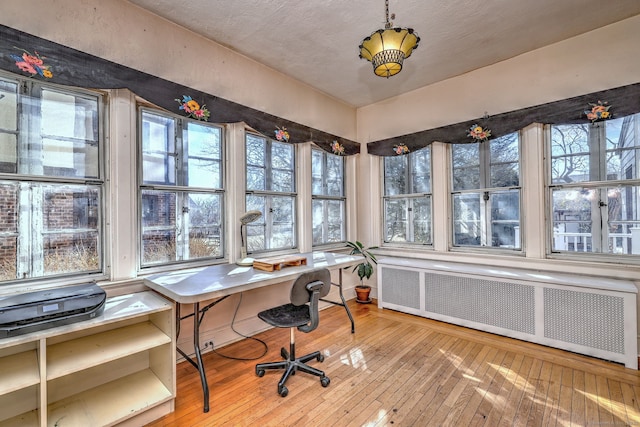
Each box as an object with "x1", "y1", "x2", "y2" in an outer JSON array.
[{"x1": 290, "y1": 268, "x2": 331, "y2": 333}]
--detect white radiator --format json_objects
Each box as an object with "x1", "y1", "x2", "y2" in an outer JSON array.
[{"x1": 378, "y1": 258, "x2": 638, "y2": 369}]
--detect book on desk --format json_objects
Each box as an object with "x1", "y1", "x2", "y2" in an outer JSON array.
[{"x1": 252, "y1": 255, "x2": 308, "y2": 272}]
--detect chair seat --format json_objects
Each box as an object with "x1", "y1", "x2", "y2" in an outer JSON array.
[{"x1": 258, "y1": 303, "x2": 310, "y2": 328}]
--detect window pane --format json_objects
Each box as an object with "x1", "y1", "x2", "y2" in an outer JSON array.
[
  {"x1": 0, "y1": 182, "x2": 18, "y2": 281},
  {"x1": 452, "y1": 144, "x2": 480, "y2": 190},
  {"x1": 142, "y1": 111, "x2": 176, "y2": 185},
  {"x1": 412, "y1": 148, "x2": 430, "y2": 193},
  {"x1": 0, "y1": 133, "x2": 17, "y2": 174},
  {"x1": 552, "y1": 188, "x2": 593, "y2": 253},
  {"x1": 272, "y1": 141, "x2": 293, "y2": 170},
  {"x1": 41, "y1": 184, "x2": 101, "y2": 275},
  {"x1": 384, "y1": 198, "x2": 407, "y2": 242},
  {"x1": 187, "y1": 193, "x2": 223, "y2": 259},
  {"x1": 0, "y1": 78, "x2": 18, "y2": 130},
  {"x1": 490, "y1": 133, "x2": 519, "y2": 187},
  {"x1": 552, "y1": 185, "x2": 640, "y2": 255},
  {"x1": 185, "y1": 122, "x2": 222, "y2": 188},
  {"x1": 246, "y1": 194, "x2": 266, "y2": 252},
  {"x1": 141, "y1": 190, "x2": 177, "y2": 264},
  {"x1": 326, "y1": 155, "x2": 344, "y2": 197},
  {"x1": 246, "y1": 135, "x2": 265, "y2": 191},
  {"x1": 311, "y1": 150, "x2": 323, "y2": 195},
  {"x1": 247, "y1": 166, "x2": 265, "y2": 191},
  {"x1": 271, "y1": 196, "x2": 295, "y2": 249},
  {"x1": 606, "y1": 114, "x2": 640, "y2": 181},
  {"x1": 0, "y1": 79, "x2": 18, "y2": 174},
  {"x1": 550, "y1": 124, "x2": 590, "y2": 184},
  {"x1": 490, "y1": 190, "x2": 520, "y2": 248},
  {"x1": 413, "y1": 196, "x2": 432, "y2": 244},
  {"x1": 312, "y1": 199, "x2": 345, "y2": 245},
  {"x1": 384, "y1": 156, "x2": 407, "y2": 195},
  {"x1": 272, "y1": 169, "x2": 293, "y2": 192},
  {"x1": 453, "y1": 193, "x2": 481, "y2": 246},
  {"x1": 271, "y1": 142, "x2": 294, "y2": 193},
  {"x1": 40, "y1": 89, "x2": 99, "y2": 179},
  {"x1": 326, "y1": 200, "x2": 345, "y2": 242}
]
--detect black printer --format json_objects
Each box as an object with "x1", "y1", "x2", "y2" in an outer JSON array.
[{"x1": 0, "y1": 282, "x2": 106, "y2": 338}]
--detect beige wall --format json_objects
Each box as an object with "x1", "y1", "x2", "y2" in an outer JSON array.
[
  {"x1": 356, "y1": 14, "x2": 640, "y2": 143},
  {"x1": 0, "y1": 0, "x2": 357, "y2": 140}
]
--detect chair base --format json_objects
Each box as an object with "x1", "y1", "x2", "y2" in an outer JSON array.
[{"x1": 255, "y1": 346, "x2": 330, "y2": 397}]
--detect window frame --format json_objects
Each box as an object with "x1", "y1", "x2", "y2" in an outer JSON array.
[
  {"x1": 450, "y1": 132, "x2": 523, "y2": 252},
  {"x1": 244, "y1": 131, "x2": 297, "y2": 255},
  {"x1": 547, "y1": 115, "x2": 640, "y2": 261},
  {"x1": 0, "y1": 71, "x2": 106, "y2": 284},
  {"x1": 311, "y1": 147, "x2": 346, "y2": 247},
  {"x1": 138, "y1": 107, "x2": 225, "y2": 270},
  {"x1": 382, "y1": 146, "x2": 433, "y2": 246}
]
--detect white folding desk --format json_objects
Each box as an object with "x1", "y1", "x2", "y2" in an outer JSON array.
[{"x1": 143, "y1": 251, "x2": 360, "y2": 412}]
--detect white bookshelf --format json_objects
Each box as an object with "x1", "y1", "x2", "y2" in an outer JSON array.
[{"x1": 0, "y1": 291, "x2": 175, "y2": 427}]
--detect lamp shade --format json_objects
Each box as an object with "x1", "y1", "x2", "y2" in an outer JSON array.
[{"x1": 359, "y1": 27, "x2": 419, "y2": 78}]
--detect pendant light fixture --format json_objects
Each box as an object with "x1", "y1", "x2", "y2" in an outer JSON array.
[{"x1": 358, "y1": 0, "x2": 420, "y2": 78}]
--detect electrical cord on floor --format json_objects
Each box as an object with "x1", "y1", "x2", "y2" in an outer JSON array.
[{"x1": 210, "y1": 292, "x2": 269, "y2": 361}]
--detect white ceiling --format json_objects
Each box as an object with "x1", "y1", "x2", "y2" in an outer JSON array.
[{"x1": 127, "y1": 0, "x2": 640, "y2": 108}]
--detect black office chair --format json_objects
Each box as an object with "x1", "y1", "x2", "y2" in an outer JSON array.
[{"x1": 255, "y1": 268, "x2": 332, "y2": 397}]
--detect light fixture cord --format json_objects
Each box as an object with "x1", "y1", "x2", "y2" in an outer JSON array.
[{"x1": 384, "y1": 0, "x2": 391, "y2": 28}]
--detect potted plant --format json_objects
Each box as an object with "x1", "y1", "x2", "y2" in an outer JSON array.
[{"x1": 346, "y1": 240, "x2": 378, "y2": 303}]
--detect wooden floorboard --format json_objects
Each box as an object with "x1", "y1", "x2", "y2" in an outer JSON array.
[{"x1": 145, "y1": 300, "x2": 640, "y2": 426}]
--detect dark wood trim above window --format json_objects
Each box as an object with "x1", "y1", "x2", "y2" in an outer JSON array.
[
  {"x1": 0, "y1": 24, "x2": 359, "y2": 156},
  {"x1": 367, "y1": 82, "x2": 640, "y2": 156}
]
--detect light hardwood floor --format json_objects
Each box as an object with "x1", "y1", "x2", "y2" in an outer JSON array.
[{"x1": 145, "y1": 300, "x2": 640, "y2": 426}]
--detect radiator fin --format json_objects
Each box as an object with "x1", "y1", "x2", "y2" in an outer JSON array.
[
  {"x1": 544, "y1": 288, "x2": 625, "y2": 354},
  {"x1": 424, "y1": 272, "x2": 535, "y2": 335},
  {"x1": 380, "y1": 268, "x2": 421, "y2": 310}
]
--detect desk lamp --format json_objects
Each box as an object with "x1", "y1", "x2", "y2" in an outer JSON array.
[{"x1": 237, "y1": 210, "x2": 262, "y2": 266}]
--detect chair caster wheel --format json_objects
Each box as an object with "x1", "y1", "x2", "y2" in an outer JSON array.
[
  {"x1": 317, "y1": 354, "x2": 324, "y2": 362},
  {"x1": 256, "y1": 369, "x2": 265, "y2": 377},
  {"x1": 279, "y1": 386, "x2": 289, "y2": 397},
  {"x1": 320, "y1": 376, "x2": 330, "y2": 387}
]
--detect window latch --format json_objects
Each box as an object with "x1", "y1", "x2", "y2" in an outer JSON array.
[{"x1": 599, "y1": 201, "x2": 607, "y2": 207}]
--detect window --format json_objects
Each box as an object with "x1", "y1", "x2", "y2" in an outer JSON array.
[
  {"x1": 383, "y1": 147, "x2": 432, "y2": 244},
  {"x1": 139, "y1": 109, "x2": 224, "y2": 267},
  {"x1": 312, "y1": 148, "x2": 345, "y2": 245},
  {"x1": 0, "y1": 73, "x2": 104, "y2": 282},
  {"x1": 549, "y1": 113, "x2": 640, "y2": 256},
  {"x1": 245, "y1": 133, "x2": 296, "y2": 253},
  {"x1": 451, "y1": 133, "x2": 521, "y2": 249}
]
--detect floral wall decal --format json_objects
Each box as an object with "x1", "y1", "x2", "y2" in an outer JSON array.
[
  {"x1": 175, "y1": 95, "x2": 210, "y2": 120},
  {"x1": 585, "y1": 100, "x2": 612, "y2": 123},
  {"x1": 331, "y1": 140, "x2": 345, "y2": 155},
  {"x1": 394, "y1": 144, "x2": 410, "y2": 155},
  {"x1": 467, "y1": 124, "x2": 491, "y2": 142},
  {"x1": 274, "y1": 126, "x2": 290, "y2": 142},
  {"x1": 11, "y1": 48, "x2": 52, "y2": 78}
]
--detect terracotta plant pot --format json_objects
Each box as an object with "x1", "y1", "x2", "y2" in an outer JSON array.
[{"x1": 355, "y1": 285, "x2": 372, "y2": 304}]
